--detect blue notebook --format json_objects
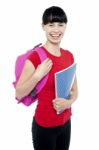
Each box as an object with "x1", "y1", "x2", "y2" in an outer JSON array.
[{"x1": 55, "y1": 63, "x2": 77, "y2": 114}]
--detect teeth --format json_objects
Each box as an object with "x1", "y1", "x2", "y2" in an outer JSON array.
[{"x1": 51, "y1": 34, "x2": 60, "y2": 37}]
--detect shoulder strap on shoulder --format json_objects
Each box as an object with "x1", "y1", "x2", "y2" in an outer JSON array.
[{"x1": 34, "y1": 47, "x2": 47, "y2": 61}]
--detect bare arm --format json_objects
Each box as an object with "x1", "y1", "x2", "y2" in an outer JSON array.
[{"x1": 16, "y1": 58, "x2": 53, "y2": 100}]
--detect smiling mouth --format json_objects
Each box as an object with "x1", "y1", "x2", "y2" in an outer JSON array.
[{"x1": 50, "y1": 34, "x2": 61, "y2": 39}]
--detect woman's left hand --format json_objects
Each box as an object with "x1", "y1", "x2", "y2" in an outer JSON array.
[
  {"x1": 52, "y1": 76, "x2": 78, "y2": 113},
  {"x1": 52, "y1": 98, "x2": 71, "y2": 112}
]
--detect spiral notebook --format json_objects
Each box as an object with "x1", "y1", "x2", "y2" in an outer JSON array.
[{"x1": 55, "y1": 63, "x2": 77, "y2": 114}]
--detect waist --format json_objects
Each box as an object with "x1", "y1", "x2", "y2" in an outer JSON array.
[
  {"x1": 33, "y1": 116, "x2": 71, "y2": 129},
  {"x1": 34, "y1": 107, "x2": 72, "y2": 127}
]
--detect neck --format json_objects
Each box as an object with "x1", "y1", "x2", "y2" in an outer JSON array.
[{"x1": 43, "y1": 41, "x2": 61, "y2": 56}]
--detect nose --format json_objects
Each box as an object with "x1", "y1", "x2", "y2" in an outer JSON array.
[{"x1": 53, "y1": 25, "x2": 59, "y2": 32}]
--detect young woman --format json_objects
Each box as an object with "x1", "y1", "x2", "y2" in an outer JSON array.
[{"x1": 16, "y1": 6, "x2": 78, "y2": 150}]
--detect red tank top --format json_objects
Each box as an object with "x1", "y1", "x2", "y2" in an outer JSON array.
[{"x1": 28, "y1": 46, "x2": 74, "y2": 127}]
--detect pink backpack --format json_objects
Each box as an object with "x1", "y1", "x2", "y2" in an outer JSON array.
[{"x1": 13, "y1": 44, "x2": 48, "y2": 106}]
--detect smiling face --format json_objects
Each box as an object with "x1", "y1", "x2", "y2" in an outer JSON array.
[
  {"x1": 42, "y1": 6, "x2": 67, "y2": 45},
  {"x1": 42, "y1": 22, "x2": 66, "y2": 44}
]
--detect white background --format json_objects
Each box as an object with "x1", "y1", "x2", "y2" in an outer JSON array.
[{"x1": 0, "y1": 0, "x2": 99, "y2": 150}]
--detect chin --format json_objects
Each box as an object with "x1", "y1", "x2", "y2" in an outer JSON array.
[{"x1": 48, "y1": 38, "x2": 61, "y2": 44}]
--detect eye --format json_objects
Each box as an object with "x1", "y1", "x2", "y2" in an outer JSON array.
[
  {"x1": 58, "y1": 23, "x2": 64, "y2": 26},
  {"x1": 48, "y1": 23, "x2": 54, "y2": 26}
]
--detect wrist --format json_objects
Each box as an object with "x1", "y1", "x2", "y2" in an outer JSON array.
[
  {"x1": 68, "y1": 99, "x2": 74, "y2": 106},
  {"x1": 68, "y1": 96, "x2": 76, "y2": 107},
  {"x1": 66, "y1": 99, "x2": 72, "y2": 108}
]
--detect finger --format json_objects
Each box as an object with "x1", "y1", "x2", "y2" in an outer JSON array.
[
  {"x1": 48, "y1": 62, "x2": 53, "y2": 69},
  {"x1": 47, "y1": 61, "x2": 53, "y2": 67},
  {"x1": 53, "y1": 104, "x2": 61, "y2": 112},
  {"x1": 47, "y1": 63, "x2": 53, "y2": 71},
  {"x1": 55, "y1": 104, "x2": 60, "y2": 110},
  {"x1": 45, "y1": 58, "x2": 52, "y2": 64},
  {"x1": 42, "y1": 58, "x2": 49, "y2": 64},
  {"x1": 53, "y1": 101, "x2": 60, "y2": 106},
  {"x1": 43, "y1": 59, "x2": 53, "y2": 68},
  {"x1": 44, "y1": 58, "x2": 51, "y2": 62}
]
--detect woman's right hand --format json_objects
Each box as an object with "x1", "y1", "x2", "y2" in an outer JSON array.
[{"x1": 34, "y1": 58, "x2": 53, "y2": 81}]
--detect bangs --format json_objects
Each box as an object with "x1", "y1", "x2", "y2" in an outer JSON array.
[{"x1": 46, "y1": 13, "x2": 67, "y2": 24}]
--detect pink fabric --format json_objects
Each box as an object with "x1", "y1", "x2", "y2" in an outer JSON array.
[{"x1": 13, "y1": 46, "x2": 48, "y2": 106}]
